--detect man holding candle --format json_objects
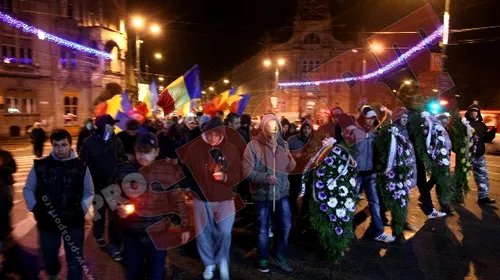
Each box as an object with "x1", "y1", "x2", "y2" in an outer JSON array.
[
  {"x1": 242, "y1": 113, "x2": 296, "y2": 273},
  {"x1": 178, "y1": 117, "x2": 244, "y2": 280}
]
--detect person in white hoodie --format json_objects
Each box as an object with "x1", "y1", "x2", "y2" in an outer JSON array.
[{"x1": 23, "y1": 129, "x2": 94, "y2": 280}]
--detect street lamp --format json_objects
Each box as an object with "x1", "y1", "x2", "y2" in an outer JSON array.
[
  {"x1": 361, "y1": 43, "x2": 384, "y2": 98},
  {"x1": 158, "y1": 76, "x2": 164, "y2": 82},
  {"x1": 264, "y1": 58, "x2": 286, "y2": 91},
  {"x1": 154, "y1": 53, "x2": 162, "y2": 60},
  {"x1": 404, "y1": 80, "x2": 412, "y2": 85},
  {"x1": 223, "y1": 79, "x2": 230, "y2": 84},
  {"x1": 131, "y1": 16, "x2": 161, "y2": 74},
  {"x1": 209, "y1": 86, "x2": 215, "y2": 91}
]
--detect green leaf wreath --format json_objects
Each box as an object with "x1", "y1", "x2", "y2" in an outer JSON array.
[
  {"x1": 409, "y1": 111, "x2": 452, "y2": 205},
  {"x1": 302, "y1": 138, "x2": 358, "y2": 260},
  {"x1": 449, "y1": 110, "x2": 473, "y2": 203},
  {"x1": 374, "y1": 125, "x2": 416, "y2": 235}
]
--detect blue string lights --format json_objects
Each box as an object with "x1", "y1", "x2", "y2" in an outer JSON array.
[
  {"x1": 0, "y1": 12, "x2": 113, "y2": 60},
  {"x1": 278, "y1": 25, "x2": 444, "y2": 87}
]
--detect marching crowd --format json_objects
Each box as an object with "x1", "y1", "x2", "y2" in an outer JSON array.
[{"x1": 0, "y1": 102, "x2": 497, "y2": 280}]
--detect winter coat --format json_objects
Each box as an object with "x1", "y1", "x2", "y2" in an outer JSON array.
[
  {"x1": 76, "y1": 128, "x2": 93, "y2": 154},
  {"x1": 465, "y1": 108, "x2": 497, "y2": 158},
  {"x1": 0, "y1": 150, "x2": 16, "y2": 240},
  {"x1": 345, "y1": 121, "x2": 376, "y2": 172},
  {"x1": 114, "y1": 160, "x2": 188, "y2": 238},
  {"x1": 79, "y1": 134, "x2": 127, "y2": 189},
  {"x1": 287, "y1": 120, "x2": 318, "y2": 174},
  {"x1": 157, "y1": 131, "x2": 185, "y2": 160},
  {"x1": 31, "y1": 128, "x2": 46, "y2": 145},
  {"x1": 243, "y1": 114, "x2": 296, "y2": 201},
  {"x1": 178, "y1": 127, "x2": 242, "y2": 202},
  {"x1": 317, "y1": 119, "x2": 344, "y2": 143},
  {"x1": 23, "y1": 151, "x2": 94, "y2": 231}
]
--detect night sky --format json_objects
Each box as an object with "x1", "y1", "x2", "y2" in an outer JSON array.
[{"x1": 127, "y1": 0, "x2": 500, "y2": 109}]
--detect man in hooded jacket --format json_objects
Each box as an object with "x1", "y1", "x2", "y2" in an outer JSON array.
[
  {"x1": 79, "y1": 114, "x2": 127, "y2": 261},
  {"x1": 243, "y1": 113, "x2": 296, "y2": 273},
  {"x1": 465, "y1": 104, "x2": 496, "y2": 205}
]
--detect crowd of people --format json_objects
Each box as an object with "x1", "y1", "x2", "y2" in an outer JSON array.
[{"x1": 0, "y1": 102, "x2": 497, "y2": 280}]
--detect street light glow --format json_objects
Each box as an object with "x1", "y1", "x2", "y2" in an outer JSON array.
[
  {"x1": 151, "y1": 24, "x2": 161, "y2": 34},
  {"x1": 370, "y1": 42, "x2": 384, "y2": 53},
  {"x1": 351, "y1": 49, "x2": 358, "y2": 53},
  {"x1": 404, "y1": 80, "x2": 412, "y2": 85},
  {"x1": 209, "y1": 86, "x2": 215, "y2": 91},
  {"x1": 223, "y1": 79, "x2": 230, "y2": 84},
  {"x1": 154, "y1": 53, "x2": 162, "y2": 59},
  {"x1": 132, "y1": 17, "x2": 144, "y2": 28},
  {"x1": 263, "y1": 59, "x2": 272, "y2": 67},
  {"x1": 277, "y1": 58, "x2": 285, "y2": 66},
  {"x1": 158, "y1": 76, "x2": 164, "y2": 81},
  {"x1": 432, "y1": 89, "x2": 439, "y2": 93},
  {"x1": 201, "y1": 91, "x2": 206, "y2": 94}
]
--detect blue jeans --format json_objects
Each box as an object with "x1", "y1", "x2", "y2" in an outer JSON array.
[
  {"x1": 255, "y1": 197, "x2": 292, "y2": 260},
  {"x1": 194, "y1": 200, "x2": 235, "y2": 266},
  {"x1": 123, "y1": 236, "x2": 167, "y2": 280},
  {"x1": 356, "y1": 173, "x2": 384, "y2": 236},
  {"x1": 39, "y1": 227, "x2": 84, "y2": 280}
]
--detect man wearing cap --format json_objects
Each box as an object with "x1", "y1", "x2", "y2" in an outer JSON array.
[
  {"x1": 465, "y1": 104, "x2": 496, "y2": 205},
  {"x1": 345, "y1": 106, "x2": 395, "y2": 243},
  {"x1": 79, "y1": 114, "x2": 127, "y2": 261},
  {"x1": 117, "y1": 120, "x2": 141, "y2": 162}
]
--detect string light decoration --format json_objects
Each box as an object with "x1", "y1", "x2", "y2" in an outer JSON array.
[
  {"x1": 279, "y1": 25, "x2": 444, "y2": 87},
  {"x1": 0, "y1": 12, "x2": 113, "y2": 60}
]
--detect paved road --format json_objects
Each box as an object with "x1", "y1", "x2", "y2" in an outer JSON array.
[{"x1": 1, "y1": 140, "x2": 500, "y2": 279}]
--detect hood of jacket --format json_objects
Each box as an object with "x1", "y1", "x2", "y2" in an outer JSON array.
[
  {"x1": 465, "y1": 104, "x2": 483, "y2": 122},
  {"x1": 258, "y1": 114, "x2": 285, "y2": 146}
]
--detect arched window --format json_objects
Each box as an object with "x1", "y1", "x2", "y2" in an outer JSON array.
[
  {"x1": 304, "y1": 33, "x2": 321, "y2": 45},
  {"x1": 104, "y1": 41, "x2": 120, "y2": 72}
]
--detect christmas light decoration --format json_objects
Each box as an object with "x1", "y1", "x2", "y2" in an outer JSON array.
[
  {"x1": 0, "y1": 12, "x2": 112, "y2": 60},
  {"x1": 279, "y1": 26, "x2": 444, "y2": 87}
]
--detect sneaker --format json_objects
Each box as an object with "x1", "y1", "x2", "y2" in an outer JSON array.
[
  {"x1": 374, "y1": 233, "x2": 396, "y2": 243},
  {"x1": 111, "y1": 252, "x2": 123, "y2": 262},
  {"x1": 203, "y1": 265, "x2": 216, "y2": 280},
  {"x1": 96, "y1": 239, "x2": 107, "y2": 248},
  {"x1": 257, "y1": 259, "x2": 270, "y2": 273},
  {"x1": 478, "y1": 197, "x2": 496, "y2": 205},
  {"x1": 273, "y1": 256, "x2": 293, "y2": 272},
  {"x1": 427, "y1": 209, "x2": 446, "y2": 219},
  {"x1": 268, "y1": 229, "x2": 274, "y2": 238},
  {"x1": 219, "y1": 259, "x2": 229, "y2": 280},
  {"x1": 404, "y1": 223, "x2": 417, "y2": 232}
]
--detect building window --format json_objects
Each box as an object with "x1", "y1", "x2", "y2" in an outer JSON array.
[
  {"x1": 64, "y1": 95, "x2": 78, "y2": 126},
  {"x1": 5, "y1": 97, "x2": 10, "y2": 112},
  {"x1": 316, "y1": 60, "x2": 321, "y2": 69},
  {"x1": 70, "y1": 51, "x2": 76, "y2": 69},
  {"x1": 302, "y1": 61, "x2": 308, "y2": 72},
  {"x1": 67, "y1": 3, "x2": 74, "y2": 19},
  {"x1": 0, "y1": 0, "x2": 13, "y2": 13},
  {"x1": 308, "y1": 61, "x2": 314, "y2": 72},
  {"x1": 304, "y1": 33, "x2": 321, "y2": 45},
  {"x1": 2, "y1": 44, "x2": 16, "y2": 63},
  {"x1": 61, "y1": 51, "x2": 67, "y2": 68}
]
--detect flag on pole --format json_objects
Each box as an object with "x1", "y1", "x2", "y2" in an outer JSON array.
[
  {"x1": 156, "y1": 65, "x2": 201, "y2": 115},
  {"x1": 94, "y1": 91, "x2": 133, "y2": 132},
  {"x1": 229, "y1": 94, "x2": 251, "y2": 115}
]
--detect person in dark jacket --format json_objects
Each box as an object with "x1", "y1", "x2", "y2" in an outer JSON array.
[
  {"x1": 31, "y1": 122, "x2": 47, "y2": 157},
  {"x1": 0, "y1": 149, "x2": 16, "y2": 250},
  {"x1": 180, "y1": 116, "x2": 201, "y2": 143},
  {"x1": 23, "y1": 129, "x2": 94, "y2": 280},
  {"x1": 115, "y1": 133, "x2": 190, "y2": 280},
  {"x1": 76, "y1": 119, "x2": 94, "y2": 154},
  {"x1": 239, "y1": 114, "x2": 252, "y2": 143},
  {"x1": 79, "y1": 114, "x2": 127, "y2": 261},
  {"x1": 345, "y1": 106, "x2": 395, "y2": 243},
  {"x1": 157, "y1": 119, "x2": 185, "y2": 160},
  {"x1": 117, "y1": 119, "x2": 141, "y2": 162},
  {"x1": 317, "y1": 106, "x2": 344, "y2": 143},
  {"x1": 465, "y1": 104, "x2": 497, "y2": 205},
  {"x1": 243, "y1": 114, "x2": 296, "y2": 273},
  {"x1": 178, "y1": 117, "x2": 242, "y2": 280}
]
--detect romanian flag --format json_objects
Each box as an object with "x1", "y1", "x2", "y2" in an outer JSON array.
[
  {"x1": 157, "y1": 65, "x2": 201, "y2": 115},
  {"x1": 141, "y1": 80, "x2": 159, "y2": 117},
  {"x1": 211, "y1": 87, "x2": 236, "y2": 111},
  {"x1": 93, "y1": 92, "x2": 133, "y2": 132},
  {"x1": 229, "y1": 94, "x2": 251, "y2": 115}
]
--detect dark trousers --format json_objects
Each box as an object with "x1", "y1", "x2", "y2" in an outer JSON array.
[
  {"x1": 39, "y1": 227, "x2": 84, "y2": 280},
  {"x1": 33, "y1": 143, "x2": 44, "y2": 157},
  {"x1": 93, "y1": 203, "x2": 121, "y2": 254},
  {"x1": 414, "y1": 157, "x2": 435, "y2": 215},
  {"x1": 255, "y1": 197, "x2": 292, "y2": 260},
  {"x1": 123, "y1": 236, "x2": 167, "y2": 280}
]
